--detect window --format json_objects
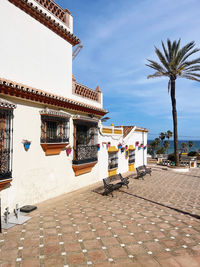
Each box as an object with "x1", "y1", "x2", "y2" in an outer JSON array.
[
  {"x1": 41, "y1": 115, "x2": 69, "y2": 143},
  {"x1": 73, "y1": 120, "x2": 98, "y2": 165},
  {"x1": 129, "y1": 150, "x2": 135, "y2": 164},
  {"x1": 0, "y1": 108, "x2": 13, "y2": 180},
  {"x1": 76, "y1": 124, "x2": 97, "y2": 146},
  {"x1": 108, "y1": 152, "x2": 118, "y2": 169}
]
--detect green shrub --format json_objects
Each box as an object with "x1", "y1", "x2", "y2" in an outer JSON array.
[
  {"x1": 168, "y1": 153, "x2": 175, "y2": 161},
  {"x1": 156, "y1": 147, "x2": 166, "y2": 154},
  {"x1": 188, "y1": 151, "x2": 198, "y2": 157},
  {"x1": 168, "y1": 153, "x2": 181, "y2": 161}
]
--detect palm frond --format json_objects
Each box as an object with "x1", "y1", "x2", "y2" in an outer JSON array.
[
  {"x1": 161, "y1": 41, "x2": 169, "y2": 62},
  {"x1": 183, "y1": 72, "x2": 200, "y2": 78},
  {"x1": 171, "y1": 40, "x2": 179, "y2": 59},
  {"x1": 181, "y1": 74, "x2": 200, "y2": 82},
  {"x1": 184, "y1": 66, "x2": 200, "y2": 72},
  {"x1": 147, "y1": 71, "x2": 169, "y2": 79},
  {"x1": 175, "y1": 41, "x2": 195, "y2": 66},
  {"x1": 179, "y1": 48, "x2": 200, "y2": 65},
  {"x1": 147, "y1": 72, "x2": 168, "y2": 79},
  {"x1": 174, "y1": 38, "x2": 181, "y2": 57},
  {"x1": 167, "y1": 39, "x2": 172, "y2": 61},
  {"x1": 168, "y1": 80, "x2": 171, "y2": 94},
  {"x1": 155, "y1": 47, "x2": 170, "y2": 71},
  {"x1": 183, "y1": 58, "x2": 200, "y2": 66},
  {"x1": 146, "y1": 59, "x2": 166, "y2": 72}
]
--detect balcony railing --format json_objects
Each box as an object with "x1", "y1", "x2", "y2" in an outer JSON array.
[{"x1": 73, "y1": 145, "x2": 98, "y2": 165}]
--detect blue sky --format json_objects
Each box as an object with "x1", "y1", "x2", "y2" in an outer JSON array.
[{"x1": 57, "y1": 0, "x2": 200, "y2": 140}]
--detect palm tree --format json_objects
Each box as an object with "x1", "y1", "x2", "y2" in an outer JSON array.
[
  {"x1": 149, "y1": 138, "x2": 160, "y2": 157},
  {"x1": 181, "y1": 142, "x2": 188, "y2": 153},
  {"x1": 154, "y1": 138, "x2": 161, "y2": 147},
  {"x1": 166, "y1": 130, "x2": 172, "y2": 141},
  {"x1": 146, "y1": 39, "x2": 200, "y2": 166},
  {"x1": 163, "y1": 140, "x2": 170, "y2": 153},
  {"x1": 188, "y1": 141, "x2": 194, "y2": 151},
  {"x1": 159, "y1": 132, "x2": 166, "y2": 145}
]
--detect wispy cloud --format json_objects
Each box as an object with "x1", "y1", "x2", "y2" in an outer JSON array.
[
  {"x1": 134, "y1": 77, "x2": 168, "y2": 85},
  {"x1": 59, "y1": 0, "x2": 200, "y2": 138}
]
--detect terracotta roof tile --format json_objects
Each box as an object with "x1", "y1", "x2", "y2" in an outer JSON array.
[
  {"x1": 0, "y1": 98, "x2": 16, "y2": 109},
  {"x1": 122, "y1": 126, "x2": 135, "y2": 138}
]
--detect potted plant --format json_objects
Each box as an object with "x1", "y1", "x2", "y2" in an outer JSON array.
[
  {"x1": 22, "y1": 140, "x2": 31, "y2": 151},
  {"x1": 118, "y1": 143, "x2": 122, "y2": 149},
  {"x1": 107, "y1": 142, "x2": 111, "y2": 148},
  {"x1": 66, "y1": 145, "x2": 72, "y2": 156}
]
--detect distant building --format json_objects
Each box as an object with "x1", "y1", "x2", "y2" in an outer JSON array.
[{"x1": 99, "y1": 125, "x2": 148, "y2": 179}]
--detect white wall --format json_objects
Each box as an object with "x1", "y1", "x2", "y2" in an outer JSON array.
[
  {"x1": 0, "y1": 0, "x2": 102, "y2": 110},
  {"x1": 0, "y1": 98, "x2": 102, "y2": 211},
  {"x1": 0, "y1": 0, "x2": 72, "y2": 98},
  {"x1": 98, "y1": 133, "x2": 125, "y2": 179},
  {"x1": 124, "y1": 130, "x2": 148, "y2": 168}
]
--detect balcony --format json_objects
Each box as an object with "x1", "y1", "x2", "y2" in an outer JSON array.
[
  {"x1": 72, "y1": 145, "x2": 98, "y2": 165},
  {"x1": 72, "y1": 145, "x2": 98, "y2": 176}
]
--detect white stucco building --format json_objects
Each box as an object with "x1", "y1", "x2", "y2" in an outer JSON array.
[
  {"x1": 0, "y1": 0, "x2": 148, "y2": 211},
  {"x1": 99, "y1": 125, "x2": 148, "y2": 179}
]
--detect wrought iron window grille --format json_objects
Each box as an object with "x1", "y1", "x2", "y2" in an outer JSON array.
[
  {"x1": 73, "y1": 123, "x2": 98, "y2": 164},
  {"x1": 72, "y1": 144, "x2": 98, "y2": 165},
  {"x1": 128, "y1": 150, "x2": 135, "y2": 164},
  {"x1": 108, "y1": 153, "x2": 118, "y2": 170},
  {"x1": 41, "y1": 115, "x2": 69, "y2": 143},
  {"x1": 0, "y1": 109, "x2": 13, "y2": 180}
]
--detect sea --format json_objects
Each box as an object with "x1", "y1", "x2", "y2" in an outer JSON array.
[{"x1": 148, "y1": 140, "x2": 200, "y2": 154}]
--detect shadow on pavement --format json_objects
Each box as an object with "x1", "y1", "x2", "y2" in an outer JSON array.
[{"x1": 119, "y1": 189, "x2": 200, "y2": 220}]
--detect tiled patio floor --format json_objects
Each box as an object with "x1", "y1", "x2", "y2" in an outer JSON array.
[{"x1": 1, "y1": 167, "x2": 200, "y2": 266}]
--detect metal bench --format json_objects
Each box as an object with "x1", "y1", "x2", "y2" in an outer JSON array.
[
  {"x1": 136, "y1": 166, "x2": 146, "y2": 179},
  {"x1": 136, "y1": 165, "x2": 151, "y2": 179},
  {"x1": 102, "y1": 173, "x2": 129, "y2": 197},
  {"x1": 143, "y1": 165, "x2": 152, "y2": 176}
]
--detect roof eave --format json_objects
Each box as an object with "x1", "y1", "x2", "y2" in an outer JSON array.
[
  {"x1": 0, "y1": 81, "x2": 107, "y2": 116},
  {"x1": 9, "y1": 0, "x2": 80, "y2": 46}
]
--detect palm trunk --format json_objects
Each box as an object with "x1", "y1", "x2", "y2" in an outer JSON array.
[{"x1": 170, "y1": 78, "x2": 179, "y2": 166}]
